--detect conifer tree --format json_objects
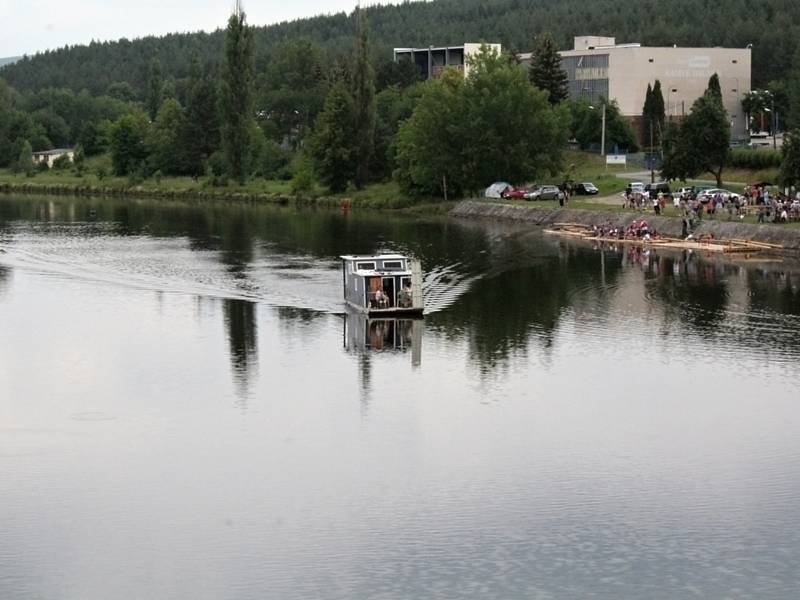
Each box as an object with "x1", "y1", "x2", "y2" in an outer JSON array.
[
  {"x1": 220, "y1": 1, "x2": 255, "y2": 183},
  {"x1": 528, "y1": 32, "x2": 569, "y2": 105},
  {"x1": 309, "y1": 82, "x2": 357, "y2": 193},
  {"x1": 707, "y1": 73, "x2": 723, "y2": 104},
  {"x1": 183, "y1": 59, "x2": 220, "y2": 176},
  {"x1": 351, "y1": 7, "x2": 376, "y2": 189}
]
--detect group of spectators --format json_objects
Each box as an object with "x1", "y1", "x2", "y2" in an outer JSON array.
[{"x1": 745, "y1": 185, "x2": 800, "y2": 224}]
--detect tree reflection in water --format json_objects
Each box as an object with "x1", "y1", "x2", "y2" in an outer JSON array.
[
  {"x1": 223, "y1": 298, "x2": 258, "y2": 406},
  {"x1": 0, "y1": 265, "x2": 11, "y2": 297}
]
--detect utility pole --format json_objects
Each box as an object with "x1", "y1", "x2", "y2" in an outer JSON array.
[
  {"x1": 650, "y1": 119, "x2": 655, "y2": 183},
  {"x1": 772, "y1": 95, "x2": 777, "y2": 150}
]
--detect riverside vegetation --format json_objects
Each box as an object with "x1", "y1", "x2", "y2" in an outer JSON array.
[{"x1": 1, "y1": 4, "x2": 800, "y2": 207}]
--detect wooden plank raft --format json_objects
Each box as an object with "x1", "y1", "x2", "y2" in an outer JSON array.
[{"x1": 544, "y1": 225, "x2": 776, "y2": 253}]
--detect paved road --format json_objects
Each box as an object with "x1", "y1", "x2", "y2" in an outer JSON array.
[{"x1": 614, "y1": 170, "x2": 747, "y2": 186}]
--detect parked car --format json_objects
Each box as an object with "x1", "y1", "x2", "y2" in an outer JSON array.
[
  {"x1": 644, "y1": 181, "x2": 671, "y2": 199},
  {"x1": 501, "y1": 186, "x2": 532, "y2": 199},
  {"x1": 574, "y1": 182, "x2": 599, "y2": 195},
  {"x1": 626, "y1": 181, "x2": 645, "y2": 195},
  {"x1": 692, "y1": 185, "x2": 714, "y2": 197},
  {"x1": 697, "y1": 188, "x2": 741, "y2": 203},
  {"x1": 525, "y1": 184, "x2": 564, "y2": 201},
  {"x1": 672, "y1": 186, "x2": 694, "y2": 206}
]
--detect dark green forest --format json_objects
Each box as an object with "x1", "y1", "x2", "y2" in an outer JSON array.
[{"x1": 2, "y1": 0, "x2": 799, "y2": 95}]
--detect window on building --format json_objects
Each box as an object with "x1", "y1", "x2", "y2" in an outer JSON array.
[{"x1": 357, "y1": 262, "x2": 376, "y2": 271}]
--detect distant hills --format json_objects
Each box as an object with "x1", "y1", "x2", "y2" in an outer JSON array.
[{"x1": 0, "y1": 0, "x2": 798, "y2": 96}]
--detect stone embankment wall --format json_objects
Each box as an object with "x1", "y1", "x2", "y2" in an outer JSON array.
[{"x1": 451, "y1": 201, "x2": 800, "y2": 252}]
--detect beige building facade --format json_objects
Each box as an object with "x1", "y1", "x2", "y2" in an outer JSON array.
[{"x1": 559, "y1": 37, "x2": 752, "y2": 141}]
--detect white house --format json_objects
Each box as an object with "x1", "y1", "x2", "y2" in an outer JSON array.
[{"x1": 32, "y1": 148, "x2": 75, "y2": 168}]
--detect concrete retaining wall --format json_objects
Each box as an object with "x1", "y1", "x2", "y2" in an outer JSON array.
[{"x1": 451, "y1": 201, "x2": 800, "y2": 252}]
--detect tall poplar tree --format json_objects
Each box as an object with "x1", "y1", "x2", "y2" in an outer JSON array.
[
  {"x1": 642, "y1": 80, "x2": 666, "y2": 149},
  {"x1": 145, "y1": 58, "x2": 163, "y2": 121},
  {"x1": 528, "y1": 32, "x2": 569, "y2": 105},
  {"x1": 642, "y1": 83, "x2": 654, "y2": 149},
  {"x1": 220, "y1": 1, "x2": 255, "y2": 183},
  {"x1": 351, "y1": 7, "x2": 376, "y2": 189}
]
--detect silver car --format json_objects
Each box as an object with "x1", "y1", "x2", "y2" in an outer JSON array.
[
  {"x1": 698, "y1": 188, "x2": 740, "y2": 203},
  {"x1": 525, "y1": 185, "x2": 563, "y2": 201}
]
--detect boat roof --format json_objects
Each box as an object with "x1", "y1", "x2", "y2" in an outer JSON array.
[{"x1": 340, "y1": 254, "x2": 407, "y2": 261}]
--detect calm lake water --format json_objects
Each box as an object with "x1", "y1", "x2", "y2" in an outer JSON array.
[{"x1": 1, "y1": 195, "x2": 800, "y2": 599}]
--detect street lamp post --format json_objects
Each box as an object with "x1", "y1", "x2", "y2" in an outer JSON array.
[
  {"x1": 587, "y1": 101, "x2": 607, "y2": 160},
  {"x1": 600, "y1": 101, "x2": 606, "y2": 158},
  {"x1": 762, "y1": 90, "x2": 777, "y2": 149}
]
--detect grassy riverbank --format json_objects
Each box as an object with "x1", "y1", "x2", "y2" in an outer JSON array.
[
  {"x1": 0, "y1": 168, "x2": 456, "y2": 212},
  {"x1": 0, "y1": 149, "x2": 783, "y2": 217}
]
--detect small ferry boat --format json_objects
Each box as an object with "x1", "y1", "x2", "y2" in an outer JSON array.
[{"x1": 341, "y1": 254, "x2": 424, "y2": 315}]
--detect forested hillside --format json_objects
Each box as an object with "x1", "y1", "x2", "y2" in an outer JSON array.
[{"x1": 2, "y1": 0, "x2": 799, "y2": 95}]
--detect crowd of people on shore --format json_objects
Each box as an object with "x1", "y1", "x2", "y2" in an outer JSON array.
[{"x1": 622, "y1": 184, "x2": 800, "y2": 235}]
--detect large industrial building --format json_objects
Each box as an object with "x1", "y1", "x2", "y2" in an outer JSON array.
[
  {"x1": 521, "y1": 36, "x2": 752, "y2": 143},
  {"x1": 393, "y1": 43, "x2": 502, "y2": 80}
]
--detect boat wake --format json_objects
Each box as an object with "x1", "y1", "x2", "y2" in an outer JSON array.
[{"x1": 0, "y1": 228, "x2": 482, "y2": 316}]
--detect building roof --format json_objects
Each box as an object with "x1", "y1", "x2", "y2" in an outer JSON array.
[{"x1": 32, "y1": 148, "x2": 73, "y2": 155}]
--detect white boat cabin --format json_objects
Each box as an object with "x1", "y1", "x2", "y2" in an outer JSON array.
[{"x1": 341, "y1": 254, "x2": 424, "y2": 315}]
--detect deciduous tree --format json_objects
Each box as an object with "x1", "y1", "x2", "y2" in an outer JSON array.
[
  {"x1": 779, "y1": 129, "x2": 800, "y2": 188},
  {"x1": 661, "y1": 74, "x2": 730, "y2": 185},
  {"x1": 109, "y1": 112, "x2": 149, "y2": 175},
  {"x1": 396, "y1": 47, "x2": 568, "y2": 198}
]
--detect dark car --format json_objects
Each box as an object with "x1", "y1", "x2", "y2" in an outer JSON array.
[
  {"x1": 644, "y1": 181, "x2": 671, "y2": 199},
  {"x1": 574, "y1": 182, "x2": 599, "y2": 195}
]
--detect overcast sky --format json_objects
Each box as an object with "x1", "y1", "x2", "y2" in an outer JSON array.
[{"x1": 0, "y1": 0, "x2": 369, "y2": 57}]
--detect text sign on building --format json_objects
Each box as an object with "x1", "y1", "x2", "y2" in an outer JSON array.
[{"x1": 606, "y1": 154, "x2": 626, "y2": 166}]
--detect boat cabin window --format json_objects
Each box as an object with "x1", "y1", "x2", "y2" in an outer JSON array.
[
  {"x1": 382, "y1": 260, "x2": 403, "y2": 270},
  {"x1": 357, "y1": 261, "x2": 376, "y2": 271}
]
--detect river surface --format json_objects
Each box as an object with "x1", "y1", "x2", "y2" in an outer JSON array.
[{"x1": 1, "y1": 195, "x2": 799, "y2": 599}]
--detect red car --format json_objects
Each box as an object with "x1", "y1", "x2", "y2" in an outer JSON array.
[{"x1": 501, "y1": 186, "x2": 531, "y2": 199}]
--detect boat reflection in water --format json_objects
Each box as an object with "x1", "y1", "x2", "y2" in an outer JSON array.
[{"x1": 343, "y1": 310, "x2": 423, "y2": 367}]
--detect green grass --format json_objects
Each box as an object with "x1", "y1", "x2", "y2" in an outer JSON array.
[
  {"x1": 0, "y1": 150, "x2": 786, "y2": 218},
  {"x1": 0, "y1": 165, "x2": 449, "y2": 212},
  {"x1": 561, "y1": 151, "x2": 630, "y2": 196}
]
